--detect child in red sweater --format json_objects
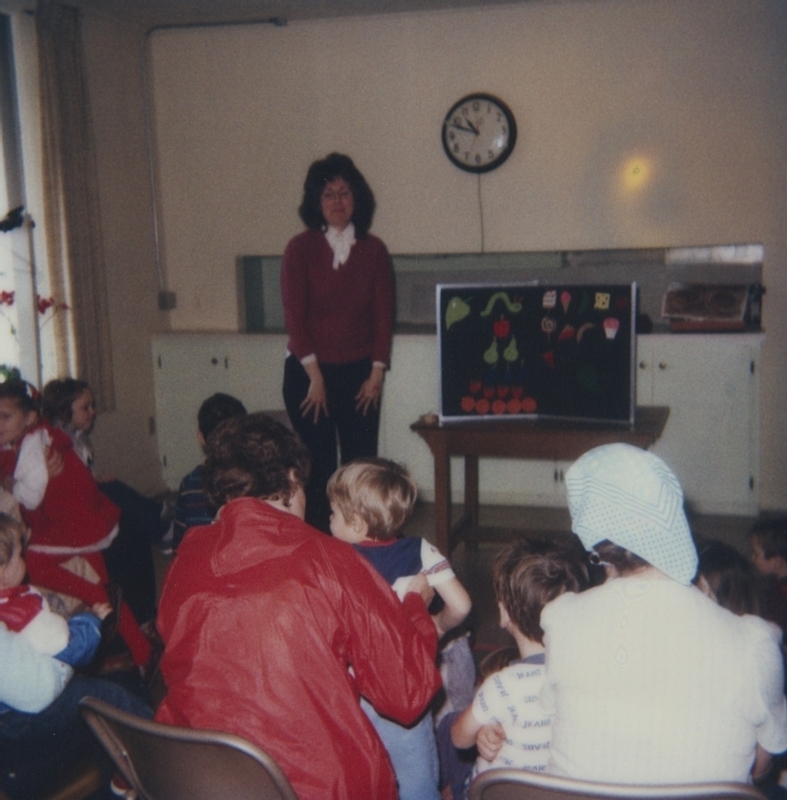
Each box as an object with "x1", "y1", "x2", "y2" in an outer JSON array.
[{"x1": 0, "y1": 379, "x2": 150, "y2": 669}]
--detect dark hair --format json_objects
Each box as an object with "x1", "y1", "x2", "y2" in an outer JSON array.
[
  {"x1": 198, "y1": 393, "x2": 247, "y2": 440},
  {"x1": 42, "y1": 378, "x2": 90, "y2": 425},
  {"x1": 0, "y1": 378, "x2": 40, "y2": 414},
  {"x1": 493, "y1": 536, "x2": 589, "y2": 644},
  {"x1": 298, "y1": 153, "x2": 376, "y2": 237},
  {"x1": 748, "y1": 516, "x2": 787, "y2": 562},
  {"x1": 696, "y1": 538, "x2": 764, "y2": 617},
  {"x1": 478, "y1": 645, "x2": 520, "y2": 681},
  {"x1": 0, "y1": 513, "x2": 25, "y2": 566},
  {"x1": 203, "y1": 412, "x2": 310, "y2": 508},
  {"x1": 590, "y1": 540, "x2": 650, "y2": 576}
]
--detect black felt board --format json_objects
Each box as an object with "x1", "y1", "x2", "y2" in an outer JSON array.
[{"x1": 437, "y1": 282, "x2": 637, "y2": 424}]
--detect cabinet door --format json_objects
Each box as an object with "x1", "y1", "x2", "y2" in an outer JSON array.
[
  {"x1": 638, "y1": 336, "x2": 759, "y2": 515},
  {"x1": 152, "y1": 335, "x2": 234, "y2": 488},
  {"x1": 152, "y1": 334, "x2": 289, "y2": 489}
]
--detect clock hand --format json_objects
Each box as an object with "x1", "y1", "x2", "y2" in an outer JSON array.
[{"x1": 450, "y1": 121, "x2": 480, "y2": 135}]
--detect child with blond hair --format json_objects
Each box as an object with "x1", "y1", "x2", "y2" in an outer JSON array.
[
  {"x1": 327, "y1": 457, "x2": 472, "y2": 800},
  {"x1": 0, "y1": 513, "x2": 111, "y2": 669}
]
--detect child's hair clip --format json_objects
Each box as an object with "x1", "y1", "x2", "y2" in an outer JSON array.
[
  {"x1": 0, "y1": 364, "x2": 21, "y2": 383},
  {"x1": 588, "y1": 551, "x2": 612, "y2": 568}
]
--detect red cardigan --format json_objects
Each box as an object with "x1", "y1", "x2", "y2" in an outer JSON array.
[
  {"x1": 281, "y1": 229, "x2": 394, "y2": 366},
  {"x1": 0, "y1": 423, "x2": 119, "y2": 552},
  {"x1": 156, "y1": 497, "x2": 441, "y2": 800}
]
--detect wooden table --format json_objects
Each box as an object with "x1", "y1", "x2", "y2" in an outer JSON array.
[{"x1": 411, "y1": 406, "x2": 670, "y2": 555}]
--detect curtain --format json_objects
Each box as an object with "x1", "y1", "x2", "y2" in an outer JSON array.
[{"x1": 35, "y1": 0, "x2": 114, "y2": 410}]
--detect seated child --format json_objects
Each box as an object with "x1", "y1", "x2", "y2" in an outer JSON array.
[
  {"x1": 173, "y1": 392, "x2": 246, "y2": 551},
  {"x1": 327, "y1": 457, "x2": 472, "y2": 800},
  {"x1": 696, "y1": 538, "x2": 766, "y2": 618},
  {"x1": 42, "y1": 378, "x2": 171, "y2": 539},
  {"x1": 0, "y1": 513, "x2": 111, "y2": 672},
  {"x1": 436, "y1": 644, "x2": 520, "y2": 800},
  {"x1": 749, "y1": 516, "x2": 787, "y2": 636},
  {"x1": 0, "y1": 378, "x2": 151, "y2": 670},
  {"x1": 43, "y1": 377, "x2": 162, "y2": 623},
  {"x1": 450, "y1": 537, "x2": 589, "y2": 797},
  {"x1": 696, "y1": 538, "x2": 785, "y2": 789}
]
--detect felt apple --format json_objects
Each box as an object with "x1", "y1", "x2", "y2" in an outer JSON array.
[
  {"x1": 492, "y1": 399, "x2": 507, "y2": 415},
  {"x1": 493, "y1": 317, "x2": 511, "y2": 339},
  {"x1": 475, "y1": 398, "x2": 491, "y2": 415},
  {"x1": 507, "y1": 398, "x2": 522, "y2": 414},
  {"x1": 461, "y1": 396, "x2": 476, "y2": 412},
  {"x1": 496, "y1": 385, "x2": 509, "y2": 399},
  {"x1": 469, "y1": 380, "x2": 482, "y2": 395}
]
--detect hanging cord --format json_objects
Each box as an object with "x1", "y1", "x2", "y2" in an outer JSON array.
[{"x1": 476, "y1": 173, "x2": 485, "y2": 253}]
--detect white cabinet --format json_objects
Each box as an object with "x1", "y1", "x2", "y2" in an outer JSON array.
[
  {"x1": 151, "y1": 333, "x2": 287, "y2": 487},
  {"x1": 151, "y1": 333, "x2": 762, "y2": 515},
  {"x1": 636, "y1": 334, "x2": 761, "y2": 515}
]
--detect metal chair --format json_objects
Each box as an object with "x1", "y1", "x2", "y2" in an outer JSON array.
[
  {"x1": 467, "y1": 769, "x2": 767, "y2": 800},
  {"x1": 78, "y1": 696, "x2": 298, "y2": 800}
]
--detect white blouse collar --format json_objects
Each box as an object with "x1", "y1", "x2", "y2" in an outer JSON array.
[{"x1": 324, "y1": 223, "x2": 356, "y2": 269}]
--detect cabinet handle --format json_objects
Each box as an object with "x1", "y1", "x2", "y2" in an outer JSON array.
[
  {"x1": 211, "y1": 357, "x2": 218, "y2": 365},
  {"x1": 225, "y1": 357, "x2": 229, "y2": 369},
  {"x1": 554, "y1": 469, "x2": 559, "y2": 482},
  {"x1": 638, "y1": 361, "x2": 647, "y2": 369},
  {"x1": 658, "y1": 362, "x2": 667, "y2": 370}
]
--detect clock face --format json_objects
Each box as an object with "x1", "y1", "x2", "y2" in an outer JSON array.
[{"x1": 442, "y1": 93, "x2": 517, "y2": 174}]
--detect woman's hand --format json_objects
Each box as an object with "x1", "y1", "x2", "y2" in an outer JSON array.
[
  {"x1": 476, "y1": 721, "x2": 506, "y2": 762},
  {"x1": 355, "y1": 365, "x2": 385, "y2": 416},
  {"x1": 300, "y1": 362, "x2": 329, "y2": 424}
]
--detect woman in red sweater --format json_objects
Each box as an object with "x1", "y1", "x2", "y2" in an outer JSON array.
[{"x1": 281, "y1": 152, "x2": 394, "y2": 532}]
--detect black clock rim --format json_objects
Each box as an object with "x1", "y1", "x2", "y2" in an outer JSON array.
[{"x1": 441, "y1": 92, "x2": 518, "y2": 174}]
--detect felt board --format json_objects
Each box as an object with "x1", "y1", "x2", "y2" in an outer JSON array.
[{"x1": 437, "y1": 282, "x2": 637, "y2": 424}]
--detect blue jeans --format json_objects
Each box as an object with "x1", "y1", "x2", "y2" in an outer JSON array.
[
  {"x1": 0, "y1": 675, "x2": 152, "y2": 800},
  {"x1": 361, "y1": 697, "x2": 441, "y2": 800}
]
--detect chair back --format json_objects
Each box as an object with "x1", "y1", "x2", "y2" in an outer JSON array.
[
  {"x1": 467, "y1": 769, "x2": 766, "y2": 800},
  {"x1": 78, "y1": 696, "x2": 298, "y2": 800}
]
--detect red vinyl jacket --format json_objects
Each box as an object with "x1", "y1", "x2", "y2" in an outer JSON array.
[{"x1": 156, "y1": 497, "x2": 441, "y2": 800}]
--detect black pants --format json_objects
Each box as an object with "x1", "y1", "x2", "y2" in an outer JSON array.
[
  {"x1": 283, "y1": 355, "x2": 380, "y2": 533},
  {"x1": 100, "y1": 480, "x2": 161, "y2": 624}
]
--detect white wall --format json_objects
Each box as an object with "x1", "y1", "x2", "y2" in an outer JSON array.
[{"x1": 84, "y1": 0, "x2": 787, "y2": 506}]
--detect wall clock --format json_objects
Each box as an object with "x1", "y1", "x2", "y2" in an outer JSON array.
[{"x1": 441, "y1": 93, "x2": 517, "y2": 174}]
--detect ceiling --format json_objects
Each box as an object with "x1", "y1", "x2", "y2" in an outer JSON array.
[{"x1": 4, "y1": 0, "x2": 537, "y2": 30}]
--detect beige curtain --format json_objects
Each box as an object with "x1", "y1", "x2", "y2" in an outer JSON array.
[{"x1": 36, "y1": 0, "x2": 114, "y2": 410}]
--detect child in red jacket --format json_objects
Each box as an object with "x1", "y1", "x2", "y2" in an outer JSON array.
[{"x1": 0, "y1": 379, "x2": 151, "y2": 669}]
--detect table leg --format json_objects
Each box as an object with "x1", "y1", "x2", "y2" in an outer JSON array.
[
  {"x1": 431, "y1": 443, "x2": 451, "y2": 556},
  {"x1": 464, "y1": 455, "x2": 479, "y2": 528}
]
